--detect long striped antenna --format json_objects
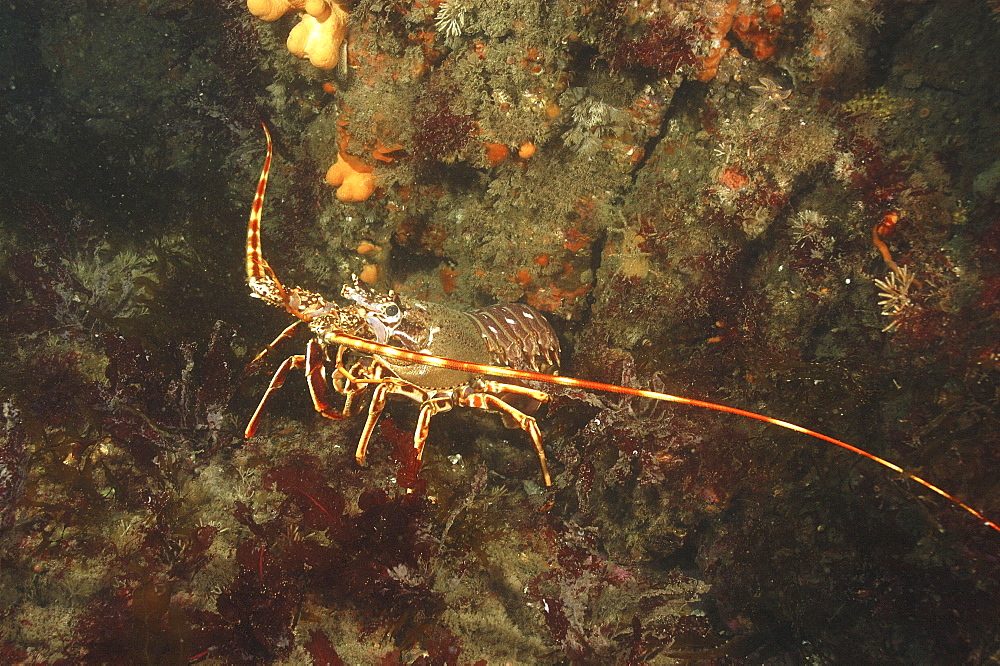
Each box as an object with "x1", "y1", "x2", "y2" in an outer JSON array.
[
  {"x1": 245, "y1": 128, "x2": 353, "y2": 331},
  {"x1": 327, "y1": 331, "x2": 999, "y2": 533},
  {"x1": 247, "y1": 123, "x2": 287, "y2": 305}
]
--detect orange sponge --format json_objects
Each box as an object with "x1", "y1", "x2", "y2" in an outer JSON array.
[
  {"x1": 326, "y1": 153, "x2": 376, "y2": 202},
  {"x1": 247, "y1": 0, "x2": 349, "y2": 70}
]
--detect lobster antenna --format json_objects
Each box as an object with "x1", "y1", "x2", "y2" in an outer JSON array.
[
  {"x1": 247, "y1": 123, "x2": 284, "y2": 292},
  {"x1": 328, "y1": 332, "x2": 999, "y2": 533}
]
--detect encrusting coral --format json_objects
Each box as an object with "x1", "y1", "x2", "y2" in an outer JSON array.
[{"x1": 247, "y1": 0, "x2": 348, "y2": 70}]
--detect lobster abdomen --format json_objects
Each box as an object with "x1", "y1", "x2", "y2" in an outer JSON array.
[{"x1": 466, "y1": 303, "x2": 560, "y2": 375}]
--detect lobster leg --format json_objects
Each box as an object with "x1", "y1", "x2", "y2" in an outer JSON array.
[
  {"x1": 304, "y1": 339, "x2": 358, "y2": 421},
  {"x1": 355, "y1": 376, "x2": 433, "y2": 466},
  {"x1": 356, "y1": 380, "x2": 392, "y2": 466},
  {"x1": 413, "y1": 397, "x2": 457, "y2": 462},
  {"x1": 461, "y1": 392, "x2": 551, "y2": 487},
  {"x1": 247, "y1": 343, "x2": 375, "y2": 438},
  {"x1": 250, "y1": 321, "x2": 303, "y2": 365},
  {"x1": 331, "y1": 348, "x2": 379, "y2": 418},
  {"x1": 351, "y1": 372, "x2": 555, "y2": 484},
  {"x1": 477, "y1": 381, "x2": 551, "y2": 405},
  {"x1": 246, "y1": 354, "x2": 306, "y2": 438}
]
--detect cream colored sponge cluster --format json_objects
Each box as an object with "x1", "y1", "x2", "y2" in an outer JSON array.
[{"x1": 247, "y1": 0, "x2": 348, "y2": 70}]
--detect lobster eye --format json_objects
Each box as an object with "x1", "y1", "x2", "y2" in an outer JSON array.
[{"x1": 383, "y1": 304, "x2": 400, "y2": 318}]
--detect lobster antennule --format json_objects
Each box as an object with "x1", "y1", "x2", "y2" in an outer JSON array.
[
  {"x1": 328, "y1": 332, "x2": 999, "y2": 534},
  {"x1": 247, "y1": 123, "x2": 286, "y2": 304}
]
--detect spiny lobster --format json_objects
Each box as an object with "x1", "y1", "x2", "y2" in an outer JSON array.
[{"x1": 244, "y1": 124, "x2": 998, "y2": 533}]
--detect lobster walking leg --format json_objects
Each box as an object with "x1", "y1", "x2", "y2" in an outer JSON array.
[
  {"x1": 329, "y1": 350, "x2": 378, "y2": 418},
  {"x1": 304, "y1": 339, "x2": 358, "y2": 422},
  {"x1": 354, "y1": 375, "x2": 447, "y2": 468},
  {"x1": 246, "y1": 354, "x2": 306, "y2": 438},
  {"x1": 413, "y1": 397, "x2": 457, "y2": 462},
  {"x1": 461, "y1": 391, "x2": 551, "y2": 486},
  {"x1": 247, "y1": 343, "x2": 375, "y2": 438},
  {"x1": 251, "y1": 321, "x2": 304, "y2": 364},
  {"x1": 356, "y1": 379, "x2": 392, "y2": 466}
]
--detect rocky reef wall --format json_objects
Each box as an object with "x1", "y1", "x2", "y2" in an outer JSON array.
[{"x1": 1, "y1": 0, "x2": 999, "y2": 662}]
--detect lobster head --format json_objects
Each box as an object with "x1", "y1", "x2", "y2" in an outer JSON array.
[{"x1": 341, "y1": 275, "x2": 404, "y2": 345}]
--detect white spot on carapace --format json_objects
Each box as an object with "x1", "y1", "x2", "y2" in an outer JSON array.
[{"x1": 504, "y1": 317, "x2": 516, "y2": 324}]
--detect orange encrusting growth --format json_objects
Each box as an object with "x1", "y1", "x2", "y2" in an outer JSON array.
[
  {"x1": 325, "y1": 331, "x2": 1000, "y2": 534},
  {"x1": 733, "y1": 13, "x2": 779, "y2": 60},
  {"x1": 696, "y1": 0, "x2": 738, "y2": 81},
  {"x1": 485, "y1": 142, "x2": 510, "y2": 166},
  {"x1": 719, "y1": 166, "x2": 749, "y2": 190},
  {"x1": 439, "y1": 266, "x2": 458, "y2": 294},
  {"x1": 696, "y1": 42, "x2": 729, "y2": 82},
  {"x1": 372, "y1": 140, "x2": 404, "y2": 163},
  {"x1": 247, "y1": 0, "x2": 349, "y2": 70}
]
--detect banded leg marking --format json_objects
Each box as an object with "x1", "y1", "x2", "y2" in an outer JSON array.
[
  {"x1": 478, "y1": 380, "x2": 551, "y2": 404},
  {"x1": 246, "y1": 343, "x2": 374, "y2": 438},
  {"x1": 251, "y1": 321, "x2": 303, "y2": 365},
  {"x1": 356, "y1": 381, "x2": 392, "y2": 466},
  {"x1": 305, "y1": 339, "x2": 354, "y2": 421},
  {"x1": 413, "y1": 397, "x2": 456, "y2": 463},
  {"x1": 246, "y1": 354, "x2": 306, "y2": 438},
  {"x1": 462, "y1": 392, "x2": 551, "y2": 487}
]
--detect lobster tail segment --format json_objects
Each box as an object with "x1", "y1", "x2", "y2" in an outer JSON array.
[{"x1": 467, "y1": 303, "x2": 561, "y2": 375}]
